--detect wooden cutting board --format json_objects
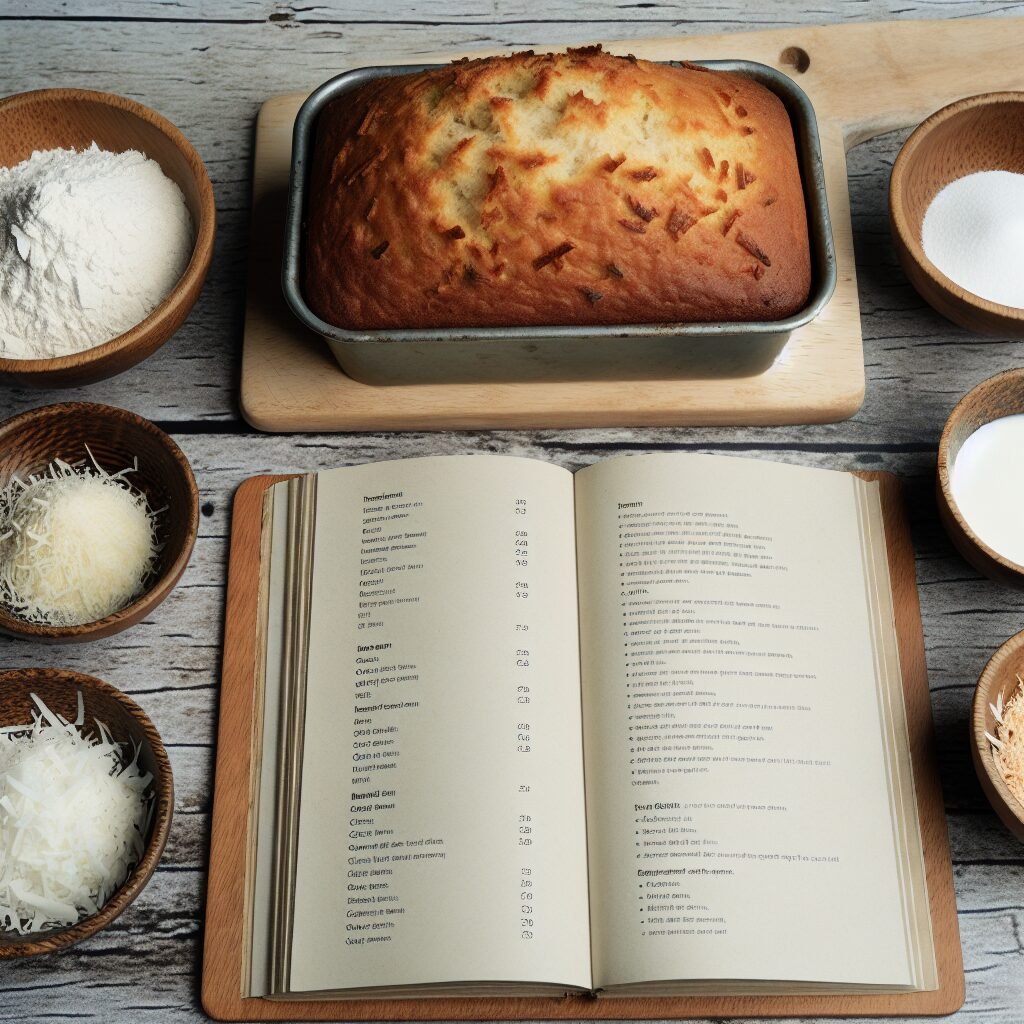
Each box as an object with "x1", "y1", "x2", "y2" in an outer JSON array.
[{"x1": 239, "y1": 18, "x2": 1024, "y2": 432}]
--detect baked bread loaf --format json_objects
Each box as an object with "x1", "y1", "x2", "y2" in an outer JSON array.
[{"x1": 305, "y1": 47, "x2": 811, "y2": 330}]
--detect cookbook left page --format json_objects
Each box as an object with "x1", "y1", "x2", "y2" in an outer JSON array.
[{"x1": 257, "y1": 455, "x2": 592, "y2": 996}]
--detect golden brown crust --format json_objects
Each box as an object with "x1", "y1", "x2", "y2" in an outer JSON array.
[{"x1": 305, "y1": 47, "x2": 812, "y2": 330}]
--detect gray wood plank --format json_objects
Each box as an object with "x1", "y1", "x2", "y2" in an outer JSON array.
[
  {"x1": 7, "y1": 0, "x2": 1024, "y2": 24},
  {"x1": 3, "y1": 3, "x2": 1024, "y2": 1021}
]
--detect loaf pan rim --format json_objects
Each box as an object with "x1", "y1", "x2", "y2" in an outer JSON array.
[{"x1": 282, "y1": 57, "x2": 836, "y2": 347}]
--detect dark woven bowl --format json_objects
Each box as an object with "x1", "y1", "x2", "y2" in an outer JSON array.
[
  {"x1": 0, "y1": 669, "x2": 174, "y2": 957},
  {"x1": 0, "y1": 402, "x2": 199, "y2": 642}
]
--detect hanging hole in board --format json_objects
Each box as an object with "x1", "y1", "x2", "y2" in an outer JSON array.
[{"x1": 779, "y1": 46, "x2": 811, "y2": 73}]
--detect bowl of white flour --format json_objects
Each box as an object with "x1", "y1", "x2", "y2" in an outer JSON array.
[{"x1": 0, "y1": 88, "x2": 216, "y2": 386}]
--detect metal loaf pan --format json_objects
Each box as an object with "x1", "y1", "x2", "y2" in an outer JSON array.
[{"x1": 283, "y1": 59, "x2": 836, "y2": 386}]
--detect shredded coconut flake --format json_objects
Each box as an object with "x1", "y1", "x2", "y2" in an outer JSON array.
[{"x1": 0, "y1": 693, "x2": 153, "y2": 935}]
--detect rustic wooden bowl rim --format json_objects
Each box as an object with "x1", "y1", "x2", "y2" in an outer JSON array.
[
  {"x1": 0, "y1": 401, "x2": 199, "y2": 640},
  {"x1": 937, "y1": 367, "x2": 1024, "y2": 583},
  {"x1": 890, "y1": 90, "x2": 1024, "y2": 323},
  {"x1": 973, "y1": 630, "x2": 1024, "y2": 834},
  {"x1": 0, "y1": 668, "x2": 174, "y2": 957},
  {"x1": 0, "y1": 87, "x2": 216, "y2": 376}
]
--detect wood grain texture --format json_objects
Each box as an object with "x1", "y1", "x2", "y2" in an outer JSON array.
[
  {"x1": 7, "y1": 0, "x2": 1024, "y2": 22},
  {"x1": 2, "y1": 2, "x2": 1024, "y2": 1022},
  {"x1": 203, "y1": 471, "x2": 962, "y2": 1020}
]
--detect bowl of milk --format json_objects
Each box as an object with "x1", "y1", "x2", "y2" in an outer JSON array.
[{"x1": 938, "y1": 368, "x2": 1024, "y2": 585}]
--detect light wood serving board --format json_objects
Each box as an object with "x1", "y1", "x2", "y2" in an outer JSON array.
[
  {"x1": 203, "y1": 471, "x2": 962, "y2": 1019},
  {"x1": 240, "y1": 18, "x2": 1024, "y2": 432}
]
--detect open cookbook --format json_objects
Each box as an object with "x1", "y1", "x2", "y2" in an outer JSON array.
[{"x1": 236, "y1": 451, "x2": 949, "y2": 1003}]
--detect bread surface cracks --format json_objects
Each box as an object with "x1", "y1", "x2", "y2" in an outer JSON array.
[
  {"x1": 305, "y1": 49, "x2": 812, "y2": 329},
  {"x1": 416, "y1": 62, "x2": 768, "y2": 282},
  {"x1": 419, "y1": 70, "x2": 765, "y2": 251}
]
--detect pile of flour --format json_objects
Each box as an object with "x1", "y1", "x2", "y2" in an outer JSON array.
[{"x1": 0, "y1": 144, "x2": 194, "y2": 359}]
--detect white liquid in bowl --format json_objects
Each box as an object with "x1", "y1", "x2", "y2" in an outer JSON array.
[{"x1": 950, "y1": 414, "x2": 1024, "y2": 567}]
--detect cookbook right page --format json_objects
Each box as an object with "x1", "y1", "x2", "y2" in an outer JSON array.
[{"x1": 574, "y1": 453, "x2": 931, "y2": 992}]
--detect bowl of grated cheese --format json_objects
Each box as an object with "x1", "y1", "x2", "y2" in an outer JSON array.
[
  {"x1": 0, "y1": 668, "x2": 173, "y2": 957},
  {"x1": 974, "y1": 630, "x2": 1024, "y2": 844},
  {"x1": 0, "y1": 402, "x2": 199, "y2": 642}
]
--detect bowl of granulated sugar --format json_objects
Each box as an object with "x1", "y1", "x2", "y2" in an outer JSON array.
[
  {"x1": 0, "y1": 89, "x2": 216, "y2": 386},
  {"x1": 889, "y1": 91, "x2": 1024, "y2": 337}
]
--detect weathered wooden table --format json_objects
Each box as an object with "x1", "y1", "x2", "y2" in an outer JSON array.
[{"x1": 2, "y1": 1, "x2": 1023, "y2": 1020}]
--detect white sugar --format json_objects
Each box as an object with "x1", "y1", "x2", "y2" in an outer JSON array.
[{"x1": 921, "y1": 170, "x2": 1024, "y2": 309}]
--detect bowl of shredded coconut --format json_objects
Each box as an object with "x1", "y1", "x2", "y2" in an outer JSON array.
[
  {"x1": 0, "y1": 402, "x2": 199, "y2": 642},
  {"x1": 889, "y1": 91, "x2": 1024, "y2": 338},
  {"x1": 0, "y1": 88, "x2": 215, "y2": 386},
  {"x1": 0, "y1": 669, "x2": 173, "y2": 957}
]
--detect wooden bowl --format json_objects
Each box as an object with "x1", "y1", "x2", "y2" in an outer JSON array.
[
  {"x1": 889, "y1": 91, "x2": 1024, "y2": 336},
  {"x1": 936, "y1": 368, "x2": 1024, "y2": 586},
  {"x1": 0, "y1": 668, "x2": 174, "y2": 957},
  {"x1": 973, "y1": 631, "x2": 1024, "y2": 843},
  {"x1": 0, "y1": 402, "x2": 199, "y2": 642},
  {"x1": 0, "y1": 88, "x2": 216, "y2": 386}
]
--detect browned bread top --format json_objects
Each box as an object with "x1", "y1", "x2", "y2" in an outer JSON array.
[{"x1": 305, "y1": 47, "x2": 812, "y2": 330}]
